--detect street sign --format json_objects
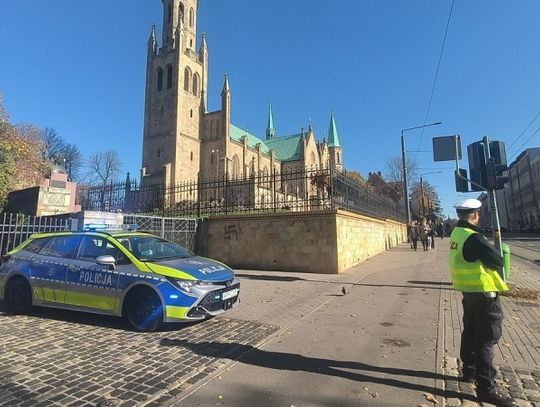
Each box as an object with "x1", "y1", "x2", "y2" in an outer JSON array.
[{"x1": 433, "y1": 135, "x2": 462, "y2": 162}]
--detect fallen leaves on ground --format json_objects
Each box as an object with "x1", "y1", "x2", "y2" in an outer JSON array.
[
  {"x1": 502, "y1": 285, "x2": 540, "y2": 301},
  {"x1": 423, "y1": 392, "x2": 438, "y2": 404}
]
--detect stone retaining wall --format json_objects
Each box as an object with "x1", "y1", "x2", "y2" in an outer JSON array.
[{"x1": 197, "y1": 210, "x2": 406, "y2": 274}]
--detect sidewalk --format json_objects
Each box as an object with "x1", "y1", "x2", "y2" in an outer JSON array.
[
  {"x1": 171, "y1": 241, "x2": 540, "y2": 407},
  {"x1": 441, "y1": 248, "x2": 540, "y2": 407}
]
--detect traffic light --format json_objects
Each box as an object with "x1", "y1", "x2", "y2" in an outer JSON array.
[
  {"x1": 455, "y1": 168, "x2": 469, "y2": 192},
  {"x1": 467, "y1": 141, "x2": 487, "y2": 191},
  {"x1": 485, "y1": 159, "x2": 509, "y2": 190}
]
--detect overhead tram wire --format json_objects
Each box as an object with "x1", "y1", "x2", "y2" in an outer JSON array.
[
  {"x1": 506, "y1": 109, "x2": 540, "y2": 158},
  {"x1": 413, "y1": 0, "x2": 455, "y2": 162},
  {"x1": 509, "y1": 125, "x2": 540, "y2": 161}
]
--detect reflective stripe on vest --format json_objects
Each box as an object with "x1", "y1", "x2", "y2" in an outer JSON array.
[{"x1": 449, "y1": 227, "x2": 508, "y2": 292}]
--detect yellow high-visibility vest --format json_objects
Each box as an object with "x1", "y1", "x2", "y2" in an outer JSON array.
[{"x1": 449, "y1": 227, "x2": 508, "y2": 292}]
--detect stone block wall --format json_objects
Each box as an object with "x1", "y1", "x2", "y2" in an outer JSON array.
[{"x1": 199, "y1": 209, "x2": 406, "y2": 274}]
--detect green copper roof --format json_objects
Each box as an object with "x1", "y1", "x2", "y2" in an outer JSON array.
[
  {"x1": 265, "y1": 133, "x2": 303, "y2": 162},
  {"x1": 229, "y1": 124, "x2": 304, "y2": 162},
  {"x1": 266, "y1": 102, "x2": 276, "y2": 140},
  {"x1": 327, "y1": 112, "x2": 342, "y2": 148},
  {"x1": 229, "y1": 124, "x2": 270, "y2": 155}
]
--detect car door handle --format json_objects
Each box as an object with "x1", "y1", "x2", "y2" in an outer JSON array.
[{"x1": 67, "y1": 265, "x2": 80, "y2": 271}]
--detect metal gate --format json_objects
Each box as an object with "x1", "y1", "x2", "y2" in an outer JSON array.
[
  {"x1": 0, "y1": 213, "x2": 71, "y2": 257},
  {"x1": 123, "y1": 214, "x2": 198, "y2": 252}
]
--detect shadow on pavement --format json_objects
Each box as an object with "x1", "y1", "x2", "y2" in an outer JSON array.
[
  {"x1": 236, "y1": 274, "x2": 452, "y2": 291},
  {"x1": 0, "y1": 306, "x2": 199, "y2": 332},
  {"x1": 160, "y1": 339, "x2": 474, "y2": 402},
  {"x1": 408, "y1": 280, "x2": 453, "y2": 286},
  {"x1": 236, "y1": 273, "x2": 303, "y2": 282}
]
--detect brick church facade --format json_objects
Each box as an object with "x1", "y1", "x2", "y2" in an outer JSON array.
[{"x1": 141, "y1": 0, "x2": 344, "y2": 187}]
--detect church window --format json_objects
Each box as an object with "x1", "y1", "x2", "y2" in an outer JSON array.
[
  {"x1": 179, "y1": 3, "x2": 185, "y2": 23},
  {"x1": 190, "y1": 152, "x2": 193, "y2": 161},
  {"x1": 184, "y1": 67, "x2": 191, "y2": 92},
  {"x1": 190, "y1": 39, "x2": 193, "y2": 48},
  {"x1": 166, "y1": 64, "x2": 173, "y2": 89},
  {"x1": 157, "y1": 68, "x2": 163, "y2": 91},
  {"x1": 189, "y1": 8, "x2": 194, "y2": 27},
  {"x1": 190, "y1": 109, "x2": 193, "y2": 118},
  {"x1": 232, "y1": 155, "x2": 240, "y2": 179},
  {"x1": 192, "y1": 73, "x2": 199, "y2": 96},
  {"x1": 337, "y1": 152, "x2": 340, "y2": 163}
]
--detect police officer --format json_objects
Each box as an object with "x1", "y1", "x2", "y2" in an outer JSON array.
[{"x1": 449, "y1": 198, "x2": 515, "y2": 407}]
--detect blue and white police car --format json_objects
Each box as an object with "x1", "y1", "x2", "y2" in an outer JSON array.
[{"x1": 0, "y1": 229, "x2": 240, "y2": 331}]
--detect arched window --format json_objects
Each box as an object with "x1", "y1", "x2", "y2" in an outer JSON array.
[
  {"x1": 190, "y1": 152, "x2": 193, "y2": 161},
  {"x1": 337, "y1": 152, "x2": 340, "y2": 163},
  {"x1": 179, "y1": 3, "x2": 185, "y2": 22},
  {"x1": 166, "y1": 64, "x2": 173, "y2": 89},
  {"x1": 232, "y1": 155, "x2": 240, "y2": 179},
  {"x1": 184, "y1": 67, "x2": 191, "y2": 91},
  {"x1": 157, "y1": 68, "x2": 163, "y2": 91},
  {"x1": 189, "y1": 8, "x2": 194, "y2": 27},
  {"x1": 192, "y1": 73, "x2": 199, "y2": 96}
]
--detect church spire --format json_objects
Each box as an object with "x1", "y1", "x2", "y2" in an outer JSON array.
[
  {"x1": 148, "y1": 25, "x2": 157, "y2": 56},
  {"x1": 221, "y1": 73, "x2": 230, "y2": 95},
  {"x1": 265, "y1": 101, "x2": 276, "y2": 140},
  {"x1": 327, "y1": 112, "x2": 342, "y2": 147}
]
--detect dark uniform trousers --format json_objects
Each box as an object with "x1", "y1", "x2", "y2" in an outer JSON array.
[{"x1": 460, "y1": 292, "x2": 503, "y2": 392}]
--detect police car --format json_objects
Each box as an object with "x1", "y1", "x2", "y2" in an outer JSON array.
[{"x1": 0, "y1": 229, "x2": 240, "y2": 331}]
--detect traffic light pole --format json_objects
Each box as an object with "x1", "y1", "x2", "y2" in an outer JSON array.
[{"x1": 482, "y1": 136, "x2": 504, "y2": 254}]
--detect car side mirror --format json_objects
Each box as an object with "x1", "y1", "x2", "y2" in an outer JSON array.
[{"x1": 96, "y1": 255, "x2": 116, "y2": 270}]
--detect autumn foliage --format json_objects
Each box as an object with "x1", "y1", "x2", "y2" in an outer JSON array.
[{"x1": 0, "y1": 96, "x2": 49, "y2": 209}]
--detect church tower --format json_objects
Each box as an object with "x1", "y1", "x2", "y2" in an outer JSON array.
[
  {"x1": 327, "y1": 112, "x2": 343, "y2": 172},
  {"x1": 141, "y1": 0, "x2": 208, "y2": 186}
]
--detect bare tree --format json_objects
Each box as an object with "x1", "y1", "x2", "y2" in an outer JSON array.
[
  {"x1": 40, "y1": 127, "x2": 65, "y2": 164},
  {"x1": 61, "y1": 143, "x2": 84, "y2": 182},
  {"x1": 86, "y1": 149, "x2": 122, "y2": 185},
  {"x1": 384, "y1": 155, "x2": 418, "y2": 186}
]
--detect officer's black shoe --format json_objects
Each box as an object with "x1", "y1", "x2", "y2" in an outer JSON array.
[{"x1": 476, "y1": 388, "x2": 516, "y2": 407}]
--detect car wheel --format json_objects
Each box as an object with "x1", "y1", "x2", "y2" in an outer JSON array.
[
  {"x1": 5, "y1": 277, "x2": 32, "y2": 314},
  {"x1": 124, "y1": 287, "x2": 163, "y2": 332}
]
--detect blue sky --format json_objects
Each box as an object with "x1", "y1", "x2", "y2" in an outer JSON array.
[{"x1": 1, "y1": 0, "x2": 539, "y2": 217}]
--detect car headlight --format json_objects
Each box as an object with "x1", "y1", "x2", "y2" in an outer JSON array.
[{"x1": 168, "y1": 278, "x2": 199, "y2": 293}]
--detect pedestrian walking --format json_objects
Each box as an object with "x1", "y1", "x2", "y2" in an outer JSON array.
[
  {"x1": 409, "y1": 222, "x2": 419, "y2": 251},
  {"x1": 429, "y1": 220, "x2": 436, "y2": 249},
  {"x1": 449, "y1": 198, "x2": 515, "y2": 407},
  {"x1": 419, "y1": 219, "x2": 429, "y2": 251},
  {"x1": 437, "y1": 222, "x2": 444, "y2": 240}
]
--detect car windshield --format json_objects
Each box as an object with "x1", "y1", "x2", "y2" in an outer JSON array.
[{"x1": 116, "y1": 235, "x2": 193, "y2": 262}]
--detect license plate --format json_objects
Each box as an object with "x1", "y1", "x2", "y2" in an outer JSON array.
[{"x1": 222, "y1": 288, "x2": 239, "y2": 301}]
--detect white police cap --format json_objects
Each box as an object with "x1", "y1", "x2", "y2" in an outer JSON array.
[{"x1": 453, "y1": 198, "x2": 482, "y2": 213}]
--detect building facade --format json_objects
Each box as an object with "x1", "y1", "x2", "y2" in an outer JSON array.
[
  {"x1": 507, "y1": 148, "x2": 540, "y2": 230},
  {"x1": 141, "y1": 0, "x2": 344, "y2": 188}
]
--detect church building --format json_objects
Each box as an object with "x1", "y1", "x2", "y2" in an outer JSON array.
[{"x1": 141, "y1": 0, "x2": 345, "y2": 187}]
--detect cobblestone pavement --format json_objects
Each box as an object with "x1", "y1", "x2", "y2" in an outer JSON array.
[
  {"x1": 441, "y1": 256, "x2": 540, "y2": 407},
  {"x1": 0, "y1": 308, "x2": 280, "y2": 407}
]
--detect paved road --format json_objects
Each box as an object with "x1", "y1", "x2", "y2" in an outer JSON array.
[{"x1": 177, "y1": 246, "x2": 446, "y2": 407}]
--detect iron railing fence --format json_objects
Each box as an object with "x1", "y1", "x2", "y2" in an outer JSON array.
[
  {"x1": 77, "y1": 168, "x2": 405, "y2": 222},
  {"x1": 122, "y1": 214, "x2": 197, "y2": 252},
  {"x1": 0, "y1": 213, "x2": 71, "y2": 257}
]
